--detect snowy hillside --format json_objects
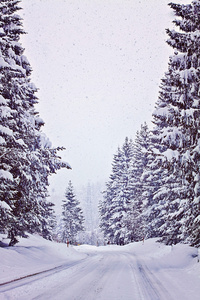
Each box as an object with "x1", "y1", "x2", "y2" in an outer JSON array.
[{"x1": 0, "y1": 235, "x2": 200, "y2": 299}]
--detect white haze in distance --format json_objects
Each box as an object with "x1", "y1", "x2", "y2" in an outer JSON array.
[{"x1": 20, "y1": 0, "x2": 189, "y2": 198}]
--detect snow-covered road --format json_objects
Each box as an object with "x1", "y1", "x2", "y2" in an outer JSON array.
[
  {"x1": 0, "y1": 236, "x2": 199, "y2": 300},
  {"x1": 0, "y1": 247, "x2": 191, "y2": 300}
]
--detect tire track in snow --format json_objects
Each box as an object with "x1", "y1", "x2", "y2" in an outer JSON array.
[
  {"x1": 127, "y1": 253, "x2": 174, "y2": 300},
  {"x1": 34, "y1": 252, "x2": 142, "y2": 300},
  {"x1": 77, "y1": 252, "x2": 143, "y2": 300},
  {"x1": 32, "y1": 254, "x2": 109, "y2": 300},
  {"x1": 52, "y1": 253, "x2": 125, "y2": 300},
  {"x1": 0, "y1": 258, "x2": 89, "y2": 293},
  {"x1": 0, "y1": 249, "x2": 176, "y2": 300}
]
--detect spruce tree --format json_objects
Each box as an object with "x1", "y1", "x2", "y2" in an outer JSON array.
[
  {"x1": 0, "y1": 0, "x2": 70, "y2": 245},
  {"x1": 127, "y1": 123, "x2": 150, "y2": 242},
  {"x1": 62, "y1": 181, "x2": 84, "y2": 244},
  {"x1": 145, "y1": 0, "x2": 200, "y2": 246},
  {"x1": 167, "y1": 0, "x2": 200, "y2": 247},
  {"x1": 100, "y1": 137, "x2": 134, "y2": 245}
]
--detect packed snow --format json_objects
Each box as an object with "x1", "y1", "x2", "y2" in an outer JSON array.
[{"x1": 0, "y1": 234, "x2": 199, "y2": 300}]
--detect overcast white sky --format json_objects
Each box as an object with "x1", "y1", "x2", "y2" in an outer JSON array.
[{"x1": 20, "y1": 0, "x2": 187, "y2": 201}]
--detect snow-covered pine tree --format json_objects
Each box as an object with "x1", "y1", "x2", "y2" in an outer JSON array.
[
  {"x1": 39, "y1": 199, "x2": 57, "y2": 241},
  {"x1": 145, "y1": 0, "x2": 200, "y2": 246},
  {"x1": 140, "y1": 131, "x2": 167, "y2": 239},
  {"x1": 127, "y1": 123, "x2": 150, "y2": 242},
  {"x1": 99, "y1": 147, "x2": 124, "y2": 244},
  {"x1": 146, "y1": 55, "x2": 191, "y2": 246},
  {"x1": 100, "y1": 137, "x2": 134, "y2": 245},
  {"x1": 0, "y1": 0, "x2": 70, "y2": 245},
  {"x1": 62, "y1": 181, "x2": 84, "y2": 244},
  {"x1": 167, "y1": 0, "x2": 200, "y2": 247}
]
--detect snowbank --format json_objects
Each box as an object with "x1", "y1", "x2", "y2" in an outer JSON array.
[
  {"x1": 76, "y1": 238, "x2": 200, "y2": 276},
  {"x1": 124, "y1": 238, "x2": 199, "y2": 269},
  {"x1": 0, "y1": 234, "x2": 86, "y2": 284}
]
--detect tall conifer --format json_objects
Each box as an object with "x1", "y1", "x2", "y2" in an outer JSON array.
[
  {"x1": 100, "y1": 138, "x2": 134, "y2": 245},
  {"x1": 146, "y1": 0, "x2": 200, "y2": 246},
  {"x1": 62, "y1": 181, "x2": 84, "y2": 244},
  {"x1": 0, "y1": 0, "x2": 70, "y2": 245}
]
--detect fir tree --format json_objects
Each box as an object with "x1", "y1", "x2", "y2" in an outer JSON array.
[
  {"x1": 167, "y1": 0, "x2": 200, "y2": 247},
  {"x1": 0, "y1": 0, "x2": 70, "y2": 245},
  {"x1": 127, "y1": 123, "x2": 150, "y2": 242},
  {"x1": 62, "y1": 181, "x2": 84, "y2": 244},
  {"x1": 100, "y1": 137, "x2": 134, "y2": 245},
  {"x1": 145, "y1": 0, "x2": 200, "y2": 246}
]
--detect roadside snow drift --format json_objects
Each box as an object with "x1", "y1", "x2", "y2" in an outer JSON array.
[{"x1": 0, "y1": 234, "x2": 86, "y2": 284}]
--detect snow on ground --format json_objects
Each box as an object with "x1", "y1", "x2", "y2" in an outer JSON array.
[
  {"x1": 0, "y1": 234, "x2": 86, "y2": 284},
  {"x1": 76, "y1": 239, "x2": 200, "y2": 299},
  {"x1": 0, "y1": 234, "x2": 200, "y2": 299}
]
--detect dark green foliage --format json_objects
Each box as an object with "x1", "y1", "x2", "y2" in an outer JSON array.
[
  {"x1": 100, "y1": 138, "x2": 134, "y2": 245},
  {"x1": 144, "y1": 0, "x2": 200, "y2": 247},
  {"x1": 62, "y1": 181, "x2": 84, "y2": 244},
  {"x1": 0, "y1": 0, "x2": 70, "y2": 245}
]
